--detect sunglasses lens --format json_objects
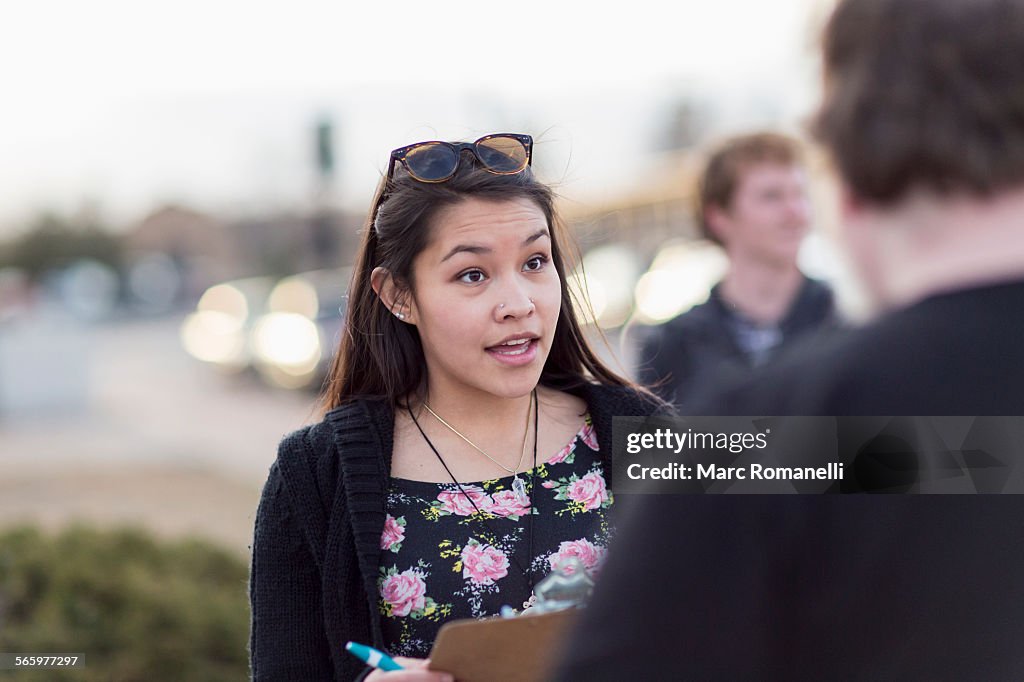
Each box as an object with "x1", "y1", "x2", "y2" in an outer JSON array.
[
  {"x1": 476, "y1": 136, "x2": 529, "y2": 173},
  {"x1": 404, "y1": 142, "x2": 459, "y2": 181}
]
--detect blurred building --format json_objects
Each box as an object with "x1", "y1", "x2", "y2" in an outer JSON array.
[
  {"x1": 125, "y1": 205, "x2": 362, "y2": 307},
  {"x1": 127, "y1": 206, "x2": 238, "y2": 304},
  {"x1": 565, "y1": 151, "x2": 702, "y2": 260},
  {"x1": 226, "y1": 210, "x2": 361, "y2": 277}
]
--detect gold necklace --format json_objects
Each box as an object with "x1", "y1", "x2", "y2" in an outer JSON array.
[{"x1": 421, "y1": 390, "x2": 534, "y2": 504}]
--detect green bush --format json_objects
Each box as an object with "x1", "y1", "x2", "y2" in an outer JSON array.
[{"x1": 0, "y1": 525, "x2": 250, "y2": 681}]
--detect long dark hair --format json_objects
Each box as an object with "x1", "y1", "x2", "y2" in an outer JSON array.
[{"x1": 319, "y1": 154, "x2": 639, "y2": 413}]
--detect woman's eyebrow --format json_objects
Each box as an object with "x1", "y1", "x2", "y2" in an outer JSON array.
[
  {"x1": 522, "y1": 229, "x2": 550, "y2": 246},
  {"x1": 440, "y1": 230, "x2": 550, "y2": 263},
  {"x1": 440, "y1": 244, "x2": 489, "y2": 263}
]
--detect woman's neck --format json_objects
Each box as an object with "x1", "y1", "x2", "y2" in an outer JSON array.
[
  {"x1": 419, "y1": 385, "x2": 533, "y2": 430},
  {"x1": 408, "y1": 379, "x2": 537, "y2": 462},
  {"x1": 392, "y1": 383, "x2": 588, "y2": 483}
]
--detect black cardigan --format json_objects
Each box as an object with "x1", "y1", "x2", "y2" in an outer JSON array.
[{"x1": 248, "y1": 383, "x2": 666, "y2": 681}]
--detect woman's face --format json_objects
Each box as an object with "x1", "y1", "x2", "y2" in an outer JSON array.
[{"x1": 407, "y1": 196, "x2": 561, "y2": 402}]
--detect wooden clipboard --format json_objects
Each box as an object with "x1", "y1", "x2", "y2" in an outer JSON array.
[{"x1": 427, "y1": 608, "x2": 578, "y2": 682}]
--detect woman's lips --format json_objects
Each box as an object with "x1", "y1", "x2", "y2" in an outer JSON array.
[{"x1": 485, "y1": 338, "x2": 539, "y2": 367}]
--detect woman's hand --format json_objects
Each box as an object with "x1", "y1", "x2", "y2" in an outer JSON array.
[{"x1": 365, "y1": 657, "x2": 453, "y2": 682}]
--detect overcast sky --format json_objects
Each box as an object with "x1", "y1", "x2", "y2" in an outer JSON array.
[{"x1": 1, "y1": 0, "x2": 826, "y2": 233}]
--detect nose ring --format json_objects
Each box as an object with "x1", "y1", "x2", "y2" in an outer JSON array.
[{"x1": 497, "y1": 300, "x2": 535, "y2": 312}]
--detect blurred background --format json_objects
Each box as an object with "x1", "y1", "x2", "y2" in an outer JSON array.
[{"x1": 0, "y1": 0, "x2": 847, "y2": 678}]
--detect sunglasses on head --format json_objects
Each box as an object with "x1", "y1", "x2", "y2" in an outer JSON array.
[{"x1": 386, "y1": 133, "x2": 533, "y2": 183}]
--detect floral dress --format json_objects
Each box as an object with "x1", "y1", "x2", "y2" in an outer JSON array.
[{"x1": 377, "y1": 413, "x2": 612, "y2": 658}]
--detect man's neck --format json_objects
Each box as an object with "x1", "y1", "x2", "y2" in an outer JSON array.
[
  {"x1": 871, "y1": 187, "x2": 1024, "y2": 308},
  {"x1": 718, "y1": 256, "x2": 805, "y2": 325}
]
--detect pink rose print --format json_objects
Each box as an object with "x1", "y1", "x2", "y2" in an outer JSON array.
[
  {"x1": 489, "y1": 489, "x2": 532, "y2": 518},
  {"x1": 567, "y1": 471, "x2": 609, "y2": 511},
  {"x1": 460, "y1": 540, "x2": 509, "y2": 586},
  {"x1": 548, "y1": 538, "x2": 608, "y2": 576},
  {"x1": 580, "y1": 420, "x2": 599, "y2": 451},
  {"x1": 437, "y1": 486, "x2": 491, "y2": 516},
  {"x1": 380, "y1": 569, "x2": 427, "y2": 617},
  {"x1": 541, "y1": 480, "x2": 558, "y2": 489},
  {"x1": 547, "y1": 440, "x2": 576, "y2": 465},
  {"x1": 380, "y1": 514, "x2": 405, "y2": 552}
]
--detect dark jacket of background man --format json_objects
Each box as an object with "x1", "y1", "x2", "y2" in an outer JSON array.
[{"x1": 637, "y1": 275, "x2": 837, "y2": 409}]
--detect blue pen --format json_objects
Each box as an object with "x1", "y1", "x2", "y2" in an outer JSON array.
[{"x1": 345, "y1": 641, "x2": 404, "y2": 672}]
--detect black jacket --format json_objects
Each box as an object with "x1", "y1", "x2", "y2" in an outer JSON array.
[
  {"x1": 248, "y1": 382, "x2": 666, "y2": 681},
  {"x1": 637, "y1": 276, "x2": 838, "y2": 409},
  {"x1": 556, "y1": 279, "x2": 1024, "y2": 682}
]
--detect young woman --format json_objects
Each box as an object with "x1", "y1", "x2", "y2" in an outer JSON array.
[{"x1": 249, "y1": 133, "x2": 667, "y2": 681}]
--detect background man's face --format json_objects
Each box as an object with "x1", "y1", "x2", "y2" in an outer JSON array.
[{"x1": 714, "y1": 162, "x2": 811, "y2": 266}]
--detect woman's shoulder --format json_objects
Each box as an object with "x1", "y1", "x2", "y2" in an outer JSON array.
[
  {"x1": 277, "y1": 398, "x2": 393, "y2": 464},
  {"x1": 269, "y1": 420, "x2": 340, "y2": 514},
  {"x1": 268, "y1": 400, "x2": 391, "y2": 523},
  {"x1": 276, "y1": 418, "x2": 335, "y2": 465}
]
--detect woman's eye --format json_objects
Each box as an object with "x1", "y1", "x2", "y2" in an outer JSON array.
[
  {"x1": 458, "y1": 269, "x2": 486, "y2": 284},
  {"x1": 524, "y1": 255, "x2": 548, "y2": 272}
]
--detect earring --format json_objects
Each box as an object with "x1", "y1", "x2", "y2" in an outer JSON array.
[{"x1": 394, "y1": 311, "x2": 405, "y2": 320}]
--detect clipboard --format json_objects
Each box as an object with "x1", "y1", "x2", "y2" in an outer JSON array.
[{"x1": 427, "y1": 608, "x2": 578, "y2": 682}]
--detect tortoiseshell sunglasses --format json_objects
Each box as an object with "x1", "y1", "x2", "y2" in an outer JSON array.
[{"x1": 386, "y1": 133, "x2": 533, "y2": 183}]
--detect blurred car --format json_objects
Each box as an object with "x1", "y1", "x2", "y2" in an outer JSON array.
[
  {"x1": 181, "y1": 269, "x2": 351, "y2": 391},
  {"x1": 180, "y1": 275, "x2": 277, "y2": 374},
  {"x1": 250, "y1": 267, "x2": 351, "y2": 390}
]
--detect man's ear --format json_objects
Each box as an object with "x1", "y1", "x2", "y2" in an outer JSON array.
[
  {"x1": 704, "y1": 204, "x2": 731, "y2": 244},
  {"x1": 370, "y1": 266, "x2": 414, "y2": 324},
  {"x1": 838, "y1": 182, "x2": 866, "y2": 223}
]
